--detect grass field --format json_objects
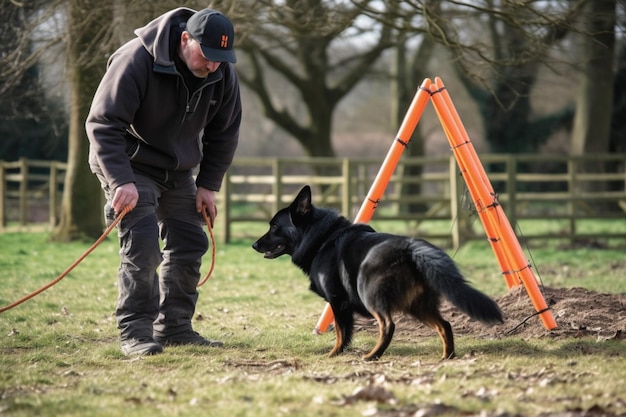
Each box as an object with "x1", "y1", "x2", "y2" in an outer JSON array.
[{"x1": 0, "y1": 226, "x2": 625, "y2": 417}]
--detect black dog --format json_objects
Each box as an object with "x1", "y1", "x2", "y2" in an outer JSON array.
[{"x1": 253, "y1": 185, "x2": 503, "y2": 360}]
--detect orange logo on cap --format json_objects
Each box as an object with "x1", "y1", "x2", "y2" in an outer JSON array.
[{"x1": 221, "y1": 35, "x2": 229, "y2": 48}]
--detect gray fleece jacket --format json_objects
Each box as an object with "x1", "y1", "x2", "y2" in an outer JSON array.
[{"x1": 86, "y1": 7, "x2": 241, "y2": 191}]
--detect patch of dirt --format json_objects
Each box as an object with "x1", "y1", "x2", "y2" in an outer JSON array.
[
  {"x1": 359, "y1": 286, "x2": 626, "y2": 342},
  {"x1": 449, "y1": 286, "x2": 626, "y2": 340}
]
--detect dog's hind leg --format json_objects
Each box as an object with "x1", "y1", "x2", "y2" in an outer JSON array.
[
  {"x1": 363, "y1": 311, "x2": 395, "y2": 361},
  {"x1": 408, "y1": 298, "x2": 455, "y2": 360},
  {"x1": 423, "y1": 312, "x2": 455, "y2": 360}
]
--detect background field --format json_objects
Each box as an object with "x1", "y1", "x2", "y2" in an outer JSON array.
[{"x1": 0, "y1": 225, "x2": 625, "y2": 417}]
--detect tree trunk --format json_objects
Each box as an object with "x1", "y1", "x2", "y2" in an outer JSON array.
[
  {"x1": 51, "y1": 0, "x2": 111, "y2": 241},
  {"x1": 570, "y1": 0, "x2": 616, "y2": 156},
  {"x1": 570, "y1": 0, "x2": 616, "y2": 209}
]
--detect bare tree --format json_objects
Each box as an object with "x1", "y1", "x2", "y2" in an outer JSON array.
[
  {"x1": 568, "y1": 0, "x2": 617, "y2": 206},
  {"x1": 407, "y1": 0, "x2": 586, "y2": 154},
  {"x1": 0, "y1": 0, "x2": 53, "y2": 95},
  {"x1": 0, "y1": 1, "x2": 67, "y2": 161},
  {"x1": 208, "y1": 0, "x2": 395, "y2": 159}
]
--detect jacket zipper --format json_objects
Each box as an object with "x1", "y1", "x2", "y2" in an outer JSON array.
[{"x1": 175, "y1": 73, "x2": 219, "y2": 170}]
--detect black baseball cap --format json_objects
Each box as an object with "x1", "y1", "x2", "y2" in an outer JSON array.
[{"x1": 186, "y1": 9, "x2": 236, "y2": 63}]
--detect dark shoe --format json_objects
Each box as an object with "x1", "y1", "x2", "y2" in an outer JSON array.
[
  {"x1": 154, "y1": 330, "x2": 223, "y2": 347},
  {"x1": 121, "y1": 338, "x2": 163, "y2": 356}
]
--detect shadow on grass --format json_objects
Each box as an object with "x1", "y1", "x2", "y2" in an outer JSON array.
[
  {"x1": 451, "y1": 336, "x2": 625, "y2": 359},
  {"x1": 342, "y1": 334, "x2": 625, "y2": 362}
]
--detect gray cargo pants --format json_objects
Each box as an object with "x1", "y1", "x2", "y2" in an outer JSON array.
[{"x1": 100, "y1": 171, "x2": 209, "y2": 342}]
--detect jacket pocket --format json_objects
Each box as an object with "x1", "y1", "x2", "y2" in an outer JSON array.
[{"x1": 125, "y1": 135, "x2": 175, "y2": 169}]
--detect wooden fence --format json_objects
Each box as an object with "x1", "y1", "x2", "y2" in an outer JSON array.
[
  {"x1": 0, "y1": 158, "x2": 67, "y2": 229},
  {"x1": 1, "y1": 155, "x2": 625, "y2": 247}
]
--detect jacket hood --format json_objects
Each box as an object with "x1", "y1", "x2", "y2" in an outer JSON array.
[{"x1": 134, "y1": 7, "x2": 195, "y2": 67}]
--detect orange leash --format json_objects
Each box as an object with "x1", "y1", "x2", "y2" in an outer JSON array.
[
  {"x1": 0, "y1": 206, "x2": 131, "y2": 314},
  {"x1": 0, "y1": 206, "x2": 216, "y2": 314},
  {"x1": 197, "y1": 210, "x2": 216, "y2": 287}
]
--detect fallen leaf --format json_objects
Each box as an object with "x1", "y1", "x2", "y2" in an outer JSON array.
[
  {"x1": 414, "y1": 403, "x2": 460, "y2": 417},
  {"x1": 311, "y1": 395, "x2": 325, "y2": 405},
  {"x1": 339, "y1": 385, "x2": 396, "y2": 405},
  {"x1": 606, "y1": 329, "x2": 622, "y2": 340}
]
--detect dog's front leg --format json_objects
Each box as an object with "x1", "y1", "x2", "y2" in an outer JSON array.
[
  {"x1": 327, "y1": 307, "x2": 354, "y2": 357},
  {"x1": 328, "y1": 322, "x2": 344, "y2": 357}
]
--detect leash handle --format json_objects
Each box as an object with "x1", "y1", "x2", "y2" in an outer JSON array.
[
  {"x1": 197, "y1": 210, "x2": 216, "y2": 287},
  {"x1": 0, "y1": 206, "x2": 131, "y2": 314}
]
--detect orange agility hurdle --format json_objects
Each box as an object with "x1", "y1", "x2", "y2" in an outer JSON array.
[
  {"x1": 313, "y1": 77, "x2": 557, "y2": 334},
  {"x1": 429, "y1": 77, "x2": 557, "y2": 330},
  {"x1": 313, "y1": 78, "x2": 433, "y2": 334}
]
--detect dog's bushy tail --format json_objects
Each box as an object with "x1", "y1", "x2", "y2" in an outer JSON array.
[{"x1": 411, "y1": 240, "x2": 503, "y2": 324}]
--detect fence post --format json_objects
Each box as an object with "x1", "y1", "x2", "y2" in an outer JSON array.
[
  {"x1": 49, "y1": 163, "x2": 58, "y2": 228},
  {"x1": 19, "y1": 158, "x2": 28, "y2": 226},
  {"x1": 567, "y1": 158, "x2": 576, "y2": 243},
  {"x1": 272, "y1": 158, "x2": 281, "y2": 214},
  {"x1": 0, "y1": 161, "x2": 5, "y2": 230}
]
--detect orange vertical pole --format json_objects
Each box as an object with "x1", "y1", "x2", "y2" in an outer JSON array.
[
  {"x1": 431, "y1": 83, "x2": 521, "y2": 288},
  {"x1": 313, "y1": 78, "x2": 433, "y2": 334},
  {"x1": 431, "y1": 80, "x2": 523, "y2": 290},
  {"x1": 432, "y1": 89, "x2": 519, "y2": 289},
  {"x1": 430, "y1": 77, "x2": 557, "y2": 330}
]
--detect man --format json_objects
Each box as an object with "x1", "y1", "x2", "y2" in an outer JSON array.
[{"x1": 86, "y1": 8, "x2": 241, "y2": 356}]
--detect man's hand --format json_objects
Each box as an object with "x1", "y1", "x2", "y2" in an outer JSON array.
[
  {"x1": 196, "y1": 186, "x2": 217, "y2": 226},
  {"x1": 112, "y1": 183, "x2": 139, "y2": 214}
]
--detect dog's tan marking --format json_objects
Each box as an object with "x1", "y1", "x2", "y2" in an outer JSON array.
[{"x1": 328, "y1": 321, "x2": 343, "y2": 357}]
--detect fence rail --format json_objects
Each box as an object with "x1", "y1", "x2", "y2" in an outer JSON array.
[{"x1": 1, "y1": 155, "x2": 625, "y2": 247}]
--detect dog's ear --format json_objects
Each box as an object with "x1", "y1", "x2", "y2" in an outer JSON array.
[{"x1": 291, "y1": 185, "x2": 312, "y2": 217}]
